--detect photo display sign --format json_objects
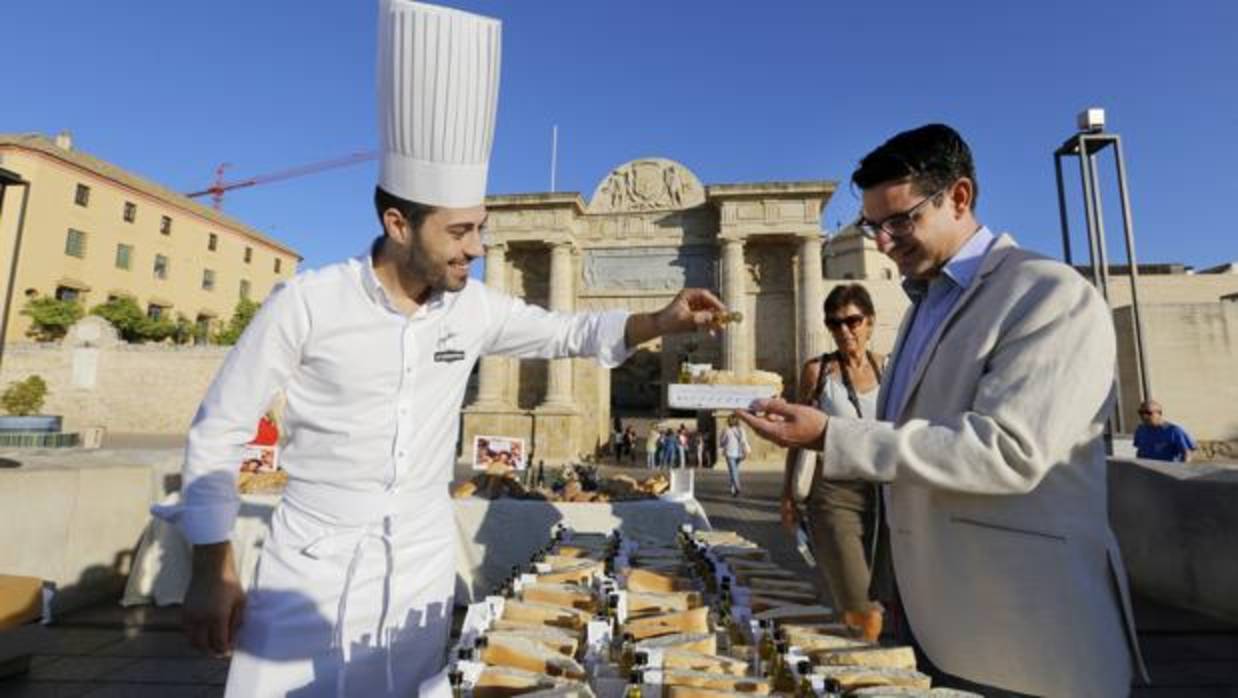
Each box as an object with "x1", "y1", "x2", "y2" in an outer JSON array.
[{"x1": 473, "y1": 435, "x2": 527, "y2": 471}]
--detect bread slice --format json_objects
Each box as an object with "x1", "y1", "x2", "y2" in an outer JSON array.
[
  {"x1": 693, "y1": 531, "x2": 753, "y2": 547},
  {"x1": 633, "y1": 631, "x2": 717, "y2": 656},
  {"x1": 501, "y1": 600, "x2": 592, "y2": 630},
  {"x1": 623, "y1": 606, "x2": 711, "y2": 640},
  {"x1": 661, "y1": 648, "x2": 750, "y2": 676},
  {"x1": 553, "y1": 545, "x2": 604, "y2": 559},
  {"x1": 849, "y1": 688, "x2": 983, "y2": 697},
  {"x1": 811, "y1": 665, "x2": 931, "y2": 691},
  {"x1": 811, "y1": 645, "x2": 917, "y2": 670},
  {"x1": 661, "y1": 668, "x2": 770, "y2": 694},
  {"x1": 752, "y1": 604, "x2": 835, "y2": 625},
  {"x1": 748, "y1": 592, "x2": 820, "y2": 612},
  {"x1": 743, "y1": 578, "x2": 818, "y2": 594},
  {"x1": 782, "y1": 624, "x2": 865, "y2": 651},
  {"x1": 520, "y1": 583, "x2": 598, "y2": 613},
  {"x1": 536, "y1": 561, "x2": 602, "y2": 586},
  {"x1": 518, "y1": 683, "x2": 598, "y2": 698},
  {"x1": 665, "y1": 688, "x2": 768, "y2": 698},
  {"x1": 732, "y1": 567, "x2": 799, "y2": 583},
  {"x1": 627, "y1": 590, "x2": 703, "y2": 616},
  {"x1": 480, "y1": 634, "x2": 586, "y2": 680},
  {"x1": 627, "y1": 568, "x2": 697, "y2": 593},
  {"x1": 472, "y1": 666, "x2": 568, "y2": 698},
  {"x1": 486, "y1": 627, "x2": 580, "y2": 657}
]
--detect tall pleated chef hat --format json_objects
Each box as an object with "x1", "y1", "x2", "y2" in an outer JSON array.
[{"x1": 378, "y1": 0, "x2": 501, "y2": 207}]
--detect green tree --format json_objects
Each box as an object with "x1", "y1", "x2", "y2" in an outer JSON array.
[
  {"x1": 1, "y1": 375, "x2": 48, "y2": 416},
  {"x1": 90, "y1": 296, "x2": 146, "y2": 342},
  {"x1": 90, "y1": 296, "x2": 178, "y2": 344},
  {"x1": 20, "y1": 297, "x2": 84, "y2": 342},
  {"x1": 215, "y1": 298, "x2": 261, "y2": 346},
  {"x1": 171, "y1": 314, "x2": 195, "y2": 345}
]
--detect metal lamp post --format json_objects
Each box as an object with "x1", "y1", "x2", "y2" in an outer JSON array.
[{"x1": 1053, "y1": 108, "x2": 1153, "y2": 434}]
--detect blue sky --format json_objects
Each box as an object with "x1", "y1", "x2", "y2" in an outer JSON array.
[{"x1": 6, "y1": 1, "x2": 1236, "y2": 273}]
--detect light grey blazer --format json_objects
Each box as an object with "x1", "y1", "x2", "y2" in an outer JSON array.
[{"x1": 823, "y1": 234, "x2": 1148, "y2": 697}]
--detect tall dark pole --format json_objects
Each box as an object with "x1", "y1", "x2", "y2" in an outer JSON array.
[
  {"x1": 0, "y1": 168, "x2": 32, "y2": 375},
  {"x1": 1054, "y1": 110, "x2": 1153, "y2": 436}
]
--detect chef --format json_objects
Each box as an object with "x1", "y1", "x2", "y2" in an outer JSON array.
[{"x1": 154, "y1": 2, "x2": 728, "y2": 695}]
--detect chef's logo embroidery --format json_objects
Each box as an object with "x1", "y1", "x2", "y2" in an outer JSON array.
[{"x1": 434, "y1": 327, "x2": 465, "y2": 363}]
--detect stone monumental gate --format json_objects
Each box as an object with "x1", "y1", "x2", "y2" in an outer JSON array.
[{"x1": 462, "y1": 158, "x2": 835, "y2": 465}]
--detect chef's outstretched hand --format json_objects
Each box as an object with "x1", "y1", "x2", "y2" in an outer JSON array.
[
  {"x1": 625, "y1": 288, "x2": 728, "y2": 347},
  {"x1": 737, "y1": 398, "x2": 829, "y2": 450}
]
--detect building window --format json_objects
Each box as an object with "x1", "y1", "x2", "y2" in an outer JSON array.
[
  {"x1": 160, "y1": 216, "x2": 173, "y2": 235},
  {"x1": 74, "y1": 184, "x2": 90, "y2": 207},
  {"x1": 123, "y1": 201, "x2": 137, "y2": 223},
  {"x1": 147, "y1": 304, "x2": 168, "y2": 321},
  {"x1": 65, "y1": 229, "x2": 87, "y2": 258},
  {"x1": 239, "y1": 279, "x2": 251, "y2": 300},
  {"x1": 115, "y1": 243, "x2": 133, "y2": 270},
  {"x1": 194, "y1": 315, "x2": 212, "y2": 345},
  {"x1": 153, "y1": 254, "x2": 169, "y2": 280},
  {"x1": 54, "y1": 286, "x2": 81, "y2": 302},
  {"x1": 202, "y1": 269, "x2": 216, "y2": 291},
  {"x1": 208, "y1": 233, "x2": 218, "y2": 251},
  {"x1": 244, "y1": 246, "x2": 253, "y2": 264},
  {"x1": 274, "y1": 258, "x2": 282, "y2": 274}
]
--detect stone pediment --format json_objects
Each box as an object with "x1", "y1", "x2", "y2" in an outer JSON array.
[{"x1": 587, "y1": 158, "x2": 705, "y2": 214}]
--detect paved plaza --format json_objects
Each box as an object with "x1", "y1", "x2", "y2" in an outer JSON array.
[{"x1": 3, "y1": 464, "x2": 1236, "y2": 697}]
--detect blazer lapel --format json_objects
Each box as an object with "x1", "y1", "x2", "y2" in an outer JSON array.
[{"x1": 890, "y1": 234, "x2": 1017, "y2": 422}]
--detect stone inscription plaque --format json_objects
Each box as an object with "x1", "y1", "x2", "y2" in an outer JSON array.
[{"x1": 583, "y1": 246, "x2": 717, "y2": 292}]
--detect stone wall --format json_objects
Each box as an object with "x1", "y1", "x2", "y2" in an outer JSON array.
[
  {"x1": 1114, "y1": 301, "x2": 1238, "y2": 440},
  {"x1": 0, "y1": 317, "x2": 225, "y2": 435}
]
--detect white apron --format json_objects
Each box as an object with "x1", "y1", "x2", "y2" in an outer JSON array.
[{"x1": 225, "y1": 483, "x2": 455, "y2": 698}]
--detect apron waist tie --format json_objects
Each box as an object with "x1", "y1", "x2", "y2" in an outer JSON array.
[{"x1": 302, "y1": 517, "x2": 398, "y2": 697}]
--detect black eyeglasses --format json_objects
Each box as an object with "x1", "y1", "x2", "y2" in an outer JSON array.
[
  {"x1": 856, "y1": 187, "x2": 946, "y2": 239},
  {"x1": 825, "y1": 314, "x2": 866, "y2": 331}
]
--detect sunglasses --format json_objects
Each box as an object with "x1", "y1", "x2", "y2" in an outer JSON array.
[
  {"x1": 826, "y1": 314, "x2": 867, "y2": 331},
  {"x1": 1138, "y1": 410, "x2": 1160, "y2": 416}
]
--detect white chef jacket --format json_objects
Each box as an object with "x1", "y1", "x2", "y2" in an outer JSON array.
[
  {"x1": 154, "y1": 241, "x2": 633, "y2": 697},
  {"x1": 158, "y1": 240, "x2": 632, "y2": 540}
]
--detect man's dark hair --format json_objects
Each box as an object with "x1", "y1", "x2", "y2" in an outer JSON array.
[
  {"x1": 824, "y1": 283, "x2": 876, "y2": 319},
  {"x1": 374, "y1": 187, "x2": 437, "y2": 234},
  {"x1": 850, "y1": 124, "x2": 979, "y2": 210}
]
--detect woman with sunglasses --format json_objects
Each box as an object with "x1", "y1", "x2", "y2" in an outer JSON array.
[{"x1": 781, "y1": 283, "x2": 886, "y2": 641}]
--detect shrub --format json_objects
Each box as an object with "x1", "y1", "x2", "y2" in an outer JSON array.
[
  {"x1": 1, "y1": 375, "x2": 48, "y2": 416},
  {"x1": 215, "y1": 298, "x2": 260, "y2": 346},
  {"x1": 90, "y1": 296, "x2": 178, "y2": 344},
  {"x1": 21, "y1": 297, "x2": 83, "y2": 342},
  {"x1": 90, "y1": 296, "x2": 146, "y2": 342}
]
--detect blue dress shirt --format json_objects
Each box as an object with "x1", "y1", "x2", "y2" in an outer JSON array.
[{"x1": 880, "y1": 227, "x2": 997, "y2": 421}]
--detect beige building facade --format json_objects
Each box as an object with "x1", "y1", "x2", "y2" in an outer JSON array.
[
  {"x1": 461, "y1": 158, "x2": 1238, "y2": 462},
  {"x1": 462, "y1": 158, "x2": 836, "y2": 464},
  {"x1": 0, "y1": 133, "x2": 300, "y2": 345}
]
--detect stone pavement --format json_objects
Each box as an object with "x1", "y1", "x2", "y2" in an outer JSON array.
[{"x1": 2, "y1": 466, "x2": 1235, "y2": 696}]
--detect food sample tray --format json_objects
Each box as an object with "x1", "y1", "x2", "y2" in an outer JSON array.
[{"x1": 667, "y1": 383, "x2": 780, "y2": 410}]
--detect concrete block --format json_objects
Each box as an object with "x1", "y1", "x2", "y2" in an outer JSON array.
[{"x1": 1109, "y1": 457, "x2": 1238, "y2": 624}]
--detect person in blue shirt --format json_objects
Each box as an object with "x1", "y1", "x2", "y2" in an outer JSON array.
[{"x1": 1133, "y1": 400, "x2": 1197, "y2": 462}]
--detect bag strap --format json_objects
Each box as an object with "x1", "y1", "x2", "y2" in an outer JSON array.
[
  {"x1": 811, "y1": 352, "x2": 830, "y2": 403},
  {"x1": 836, "y1": 351, "x2": 869, "y2": 419}
]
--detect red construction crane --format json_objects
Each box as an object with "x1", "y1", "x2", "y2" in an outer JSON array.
[{"x1": 187, "y1": 151, "x2": 379, "y2": 209}]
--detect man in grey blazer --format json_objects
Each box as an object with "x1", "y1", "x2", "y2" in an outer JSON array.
[{"x1": 740, "y1": 124, "x2": 1147, "y2": 697}]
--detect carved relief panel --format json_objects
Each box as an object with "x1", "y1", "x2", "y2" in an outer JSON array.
[{"x1": 587, "y1": 158, "x2": 706, "y2": 214}]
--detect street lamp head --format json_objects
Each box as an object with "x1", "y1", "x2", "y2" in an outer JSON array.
[{"x1": 1077, "y1": 107, "x2": 1106, "y2": 133}]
